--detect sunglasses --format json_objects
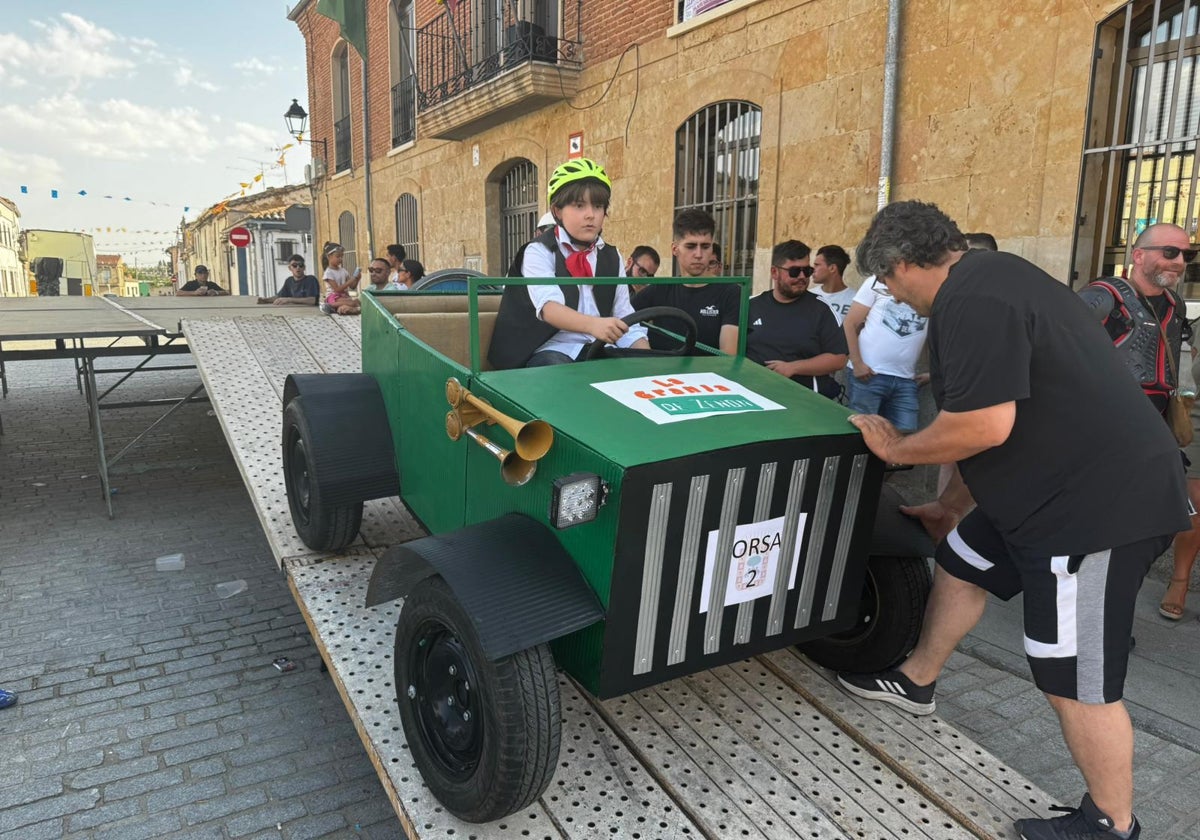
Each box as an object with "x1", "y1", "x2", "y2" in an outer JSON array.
[
  {"x1": 777, "y1": 265, "x2": 815, "y2": 279},
  {"x1": 289, "y1": 263, "x2": 305, "y2": 269},
  {"x1": 1139, "y1": 245, "x2": 1199, "y2": 262}
]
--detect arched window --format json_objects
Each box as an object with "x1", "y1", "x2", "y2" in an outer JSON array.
[
  {"x1": 332, "y1": 43, "x2": 352, "y2": 172},
  {"x1": 1072, "y1": 1, "x2": 1200, "y2": 291},
  {"x1": 396, "y1": 193, "x2": 420, "y2": 262},
  {"x1": 338, "y1": 211, "x2": 357, "y2": 274},
  {"x1": 499, "y1": 159, "x2": 539, "y2": 272},
  {"x1": 675, "y1": 101, "x2": 761, "y2": 278}
]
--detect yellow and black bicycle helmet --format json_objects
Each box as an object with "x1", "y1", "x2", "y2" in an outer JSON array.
[{"x1": 547, "y1": 158, "x2": 611, "y2": 203}]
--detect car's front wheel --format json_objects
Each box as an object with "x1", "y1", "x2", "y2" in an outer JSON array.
[
  {"x1": 798, "y1": 554, "x2": 931, "y2": 673},
  {"x1": 394, "y1": 575, "x2": 560, "y2": 823}
]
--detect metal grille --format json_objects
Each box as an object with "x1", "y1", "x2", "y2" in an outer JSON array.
[
  {"x1": 628, "y1": 452, "x2": 870, "y2": 681},
  {"x1": 337, "y1": 211, "x2": 357, "y2": 275},
  {"x1": 333, "y1": 45, "x2": 352, "y2": 173},
  {"x1": 395, "y1": 193, "x2": 420, "y2": 263},
  {"x1": 1072, "y1": 0, "x2": 1200, "y2": 290},
  {"x1": 391, "y1": 0, "x2": 417, "y2": 148},
  {"x1": 675, "y1": 101, "x2": 761, "y2": 278},
  {"x1": 500, "y1": 159, "x2": 539, "y2": 272},
  {"x1": 416, "y1": 0, "x2": 580, "y2": 110},
  {"x1": 391, "y1": 79, "x2": 416, "y2": 148}
]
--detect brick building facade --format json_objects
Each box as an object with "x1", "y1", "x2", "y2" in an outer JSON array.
[{"x1": 287, "y1": 0, "x2": 1200, "y2": 292}]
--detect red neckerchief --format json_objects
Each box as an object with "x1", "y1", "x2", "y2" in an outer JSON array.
[{"x1": 563, "y1": 237, "x2": 597, "y2": 278}]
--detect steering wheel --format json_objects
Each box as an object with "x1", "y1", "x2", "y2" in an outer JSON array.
[{"x1": 582, "y1": 306, "x2": 698, "y2": 360}]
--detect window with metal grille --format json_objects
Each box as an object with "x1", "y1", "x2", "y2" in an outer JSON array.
[
  {"x1": 395, "y1": 194, "x2": 420, "y2": 262},
  {"x1": 390, "y1": 0, "x2": 417, "y2": 147},
  {"x1": 276, "y1": 240, "x2": 297, "y2": 263},
  {"x1": 1072, "y1": 1, "x2": 1200, "y2": 291},
  {"x1": 499, "y1": 160, "x2": 539, "y2": 273},
  {"x1": 332, "y1": 43, "x2": 352, "y2": 173},
  {"x1": 675, "y1": 101, "x2": 761, "y2": 278},
  {"x1": 337, "y1": 211, "x2": 357, "y2": 275}
]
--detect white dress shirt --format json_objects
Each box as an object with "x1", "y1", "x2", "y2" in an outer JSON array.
[{"x1": 521, "y1": 227, "x2": 647, "y2": 359}]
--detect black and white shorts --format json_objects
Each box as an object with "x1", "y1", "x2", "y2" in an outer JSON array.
[{"x1": 936, "y1": 510, "x2": 1171, "y2": 704}]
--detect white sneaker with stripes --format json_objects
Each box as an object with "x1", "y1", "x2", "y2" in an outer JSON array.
[{"x1": 837, "y1": 667, "x2": 936, "y2": 716}]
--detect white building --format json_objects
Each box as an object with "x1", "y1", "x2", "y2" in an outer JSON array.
[{"x1": 0, "y1": 197, "x2": 26, "y2": 297}]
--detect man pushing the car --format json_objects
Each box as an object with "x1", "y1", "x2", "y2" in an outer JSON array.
[{"x1": 837, "y1": 200, "x2": 1187, "y2": 840}]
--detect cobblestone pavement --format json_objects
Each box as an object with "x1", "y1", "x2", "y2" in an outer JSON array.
[
  {"x1": 0, "y1": 359, "x2": 402, "y2": 839},
  {"x1": 4, "y1": 358, "x2": 1199, "y2": 839}
]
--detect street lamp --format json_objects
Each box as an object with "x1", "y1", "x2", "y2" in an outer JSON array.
[
  {"x1": 284, "y1": 98, "x2": 327, "y2": 165},
  {"x1": 285, "y1": 98, "x2": 328, "y2": 271},
  {"x1": 284, "y1": 98, "x2": 309, "y2": 138}
]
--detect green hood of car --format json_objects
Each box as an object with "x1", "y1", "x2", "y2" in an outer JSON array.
[{"x1": 476, "y1": 355, "x2": 858, "y2": 469}]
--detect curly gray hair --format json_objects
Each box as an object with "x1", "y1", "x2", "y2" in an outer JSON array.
[{"x1": 855, "y1": 201, "x2": 967, "y2": 279}]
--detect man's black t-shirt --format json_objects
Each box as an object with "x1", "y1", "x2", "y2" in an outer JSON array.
[
  {"x1": 180, "y1": 280, "x2": 226, "y2": 293},
  {"x1": 277, "y1": 274, "x2": 320, "y2": 300},
  {"x1": 746, "y1": 291, "x2": 848, "y2": 397},
  {"x1": 632, "y1": 283, "x2": 740, "y2": 353},
  {"x1": 929, "y1": 249, "x2": 1189, "y2": 554}
]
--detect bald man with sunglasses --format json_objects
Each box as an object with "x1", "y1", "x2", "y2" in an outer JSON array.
[
  {"x1": 1079, "y1": 223, "x2": 1195, "y2": 420},
  {"x1": 745, "y1": 239, "x2": 849, "y2": 399}
]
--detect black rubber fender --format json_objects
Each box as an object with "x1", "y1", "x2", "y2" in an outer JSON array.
[
  {"x1": 282, "y1": 374, "x2": 397, "y2": 506},
  {"x1": 869, "y1": 482, "x2": 936, "y2": 558},
  {"x1": 366, "y1": 513, "x2": 604, "y2": 661}
]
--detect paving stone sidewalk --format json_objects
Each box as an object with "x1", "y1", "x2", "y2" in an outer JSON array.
[{"x1": 0, "y1": 358, "x2": 402, "y2": 839}]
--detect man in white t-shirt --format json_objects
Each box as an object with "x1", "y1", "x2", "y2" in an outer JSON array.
[
  {"x1": 843, "y1": 276, "x2": 929, "y2": 432},
  {"x1": 809, "y1": 245, "x2": 856, "y2": 325}
]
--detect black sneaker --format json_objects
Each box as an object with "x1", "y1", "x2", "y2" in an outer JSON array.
[
  {"x1": 836, "y1": 667, "x2": 936, "y2": 715},
  {"x1": 1015, "y1": 794, "x2": 1139, "y2": 839}
]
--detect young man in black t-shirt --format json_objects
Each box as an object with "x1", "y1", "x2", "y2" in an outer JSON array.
[
  {"x1": 178, "y1": 265, "x2": 229, "y2": 297},
  {"x1": 632, "y1": 210, "x2": 740, "y2": 354},
  {"x1": 837, "y1": 201, "x2": 1188, "y2": 840},
  {"x1": 744, "y1": 239, "x2": 848, "y2": 399}
]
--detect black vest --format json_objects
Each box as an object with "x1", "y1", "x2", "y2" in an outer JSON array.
[{"x1": 487, "y1": 229, "x2": 621, "y2": 370}]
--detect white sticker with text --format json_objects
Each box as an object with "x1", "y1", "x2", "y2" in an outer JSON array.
[
  {"x1": 698, "y1": 514, "x2": 807, "y2": 613},
  {"x1": 591, "y1": 373, "x2": 784, "y2": 425}
]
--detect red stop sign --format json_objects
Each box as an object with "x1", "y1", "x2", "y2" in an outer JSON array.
[{"x1": 229, "y1": 227, "x2": 251, "y2": 248}]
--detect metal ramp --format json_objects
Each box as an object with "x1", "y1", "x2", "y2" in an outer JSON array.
[{"x1": 184, "y1": 314, "x2": 1058, "y2": 840}]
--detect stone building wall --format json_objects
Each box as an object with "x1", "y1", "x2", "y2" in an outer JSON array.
[{"x1": 291, "y1": 0, "x2": 1129, "y2": 287}]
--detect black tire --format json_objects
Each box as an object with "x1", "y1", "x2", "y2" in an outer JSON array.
[
  {"x1": 282, "y1": 397, "x2": 363, "y2": 552},
  {"x1": 798, "y1": 555, "x2": 931, "y2": 673},
  {"x1": 394, "y1": 575, "x2": 560, "y2": 823}
]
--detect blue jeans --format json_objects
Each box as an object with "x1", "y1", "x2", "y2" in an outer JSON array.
[{"x1": 847, "y1": 372, "x2": 919, "y2": 432}]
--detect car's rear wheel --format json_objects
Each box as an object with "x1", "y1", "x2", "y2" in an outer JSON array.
[
  {"x1": 798, "y1": 554, "x2": 931, "y2": 673},
  {"x1": 394, "y1": 575, "x2": 560, "y2": 823},
  {"x1": 282, "y1": 397, "x2": 363, "y2": 551}
]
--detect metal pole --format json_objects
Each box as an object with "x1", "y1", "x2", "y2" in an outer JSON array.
[
  {"x1": 878, "y1": 0, "x2": 902, "y2": 209},
  {"x1": 84, "y1": 355, "x2": 114, "y2": 518}
]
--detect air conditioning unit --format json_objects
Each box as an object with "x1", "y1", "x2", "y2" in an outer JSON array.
[{"x1": 305, "y1": 158, "x2": 327, "y2": 184}]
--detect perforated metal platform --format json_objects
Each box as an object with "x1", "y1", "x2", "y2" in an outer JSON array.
[
  {"x1": 186, "y1": 312, "x2": 1059, "y2": 839},
  {"x1": 184, "y1": 316, "x2": 421, "y2": 565}
]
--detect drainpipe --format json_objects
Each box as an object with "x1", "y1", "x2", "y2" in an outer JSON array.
[
  {"x1": 361, "y1": 56, "x2": 376, "y2": 260},
  {"x1": 878, "y1": 0, "x2": 902, "y2": 210}
]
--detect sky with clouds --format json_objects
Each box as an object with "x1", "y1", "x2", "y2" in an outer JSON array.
[{"x1": 0, "y1": 2, "x2": 312, "y2": 264}]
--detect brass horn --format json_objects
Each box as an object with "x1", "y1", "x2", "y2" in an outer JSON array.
[
  {"x1": 444, "y1": 378, "x2": 553, "y2": 461},
  {"x1": 444, "y1": 378, "x2": 554, "y2": 486}
]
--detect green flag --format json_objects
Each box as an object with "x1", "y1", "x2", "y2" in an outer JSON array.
[{"x1": 316, "y1": 0, "x2": 367, "y2": 59}]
